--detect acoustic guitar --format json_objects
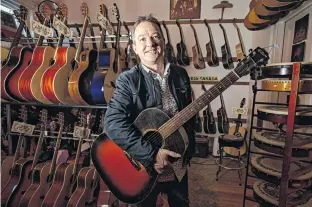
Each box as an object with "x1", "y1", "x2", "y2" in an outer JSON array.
[
  {"x1": 217, "y1": 93, "x2": 229, "y2": 134},
  {"x1": 19, "y1": 112, "x2": 64, "y2": 207},
  {"x1": 233, "y1": 21, "x2": 246, "y2": 61},
  {"x1": 201, "y1": 85, "x2": 216, "y2": 134},
  {"x1": 190, "y1": 20, "x2": 205, "y2": 69},
  {"x1": 162, "y1": 21, "x2": 177, "y2": 65},
  {"x1": 103, "y1": 3, "x2": 126, "y2": 104},
  {"x1": 191, "y1": 87, "x2": 202, "y2": 133},
  {"x1": 124, "y1": 22, "x2": 138, "y2": 69},
  {"x1": 204, "y1": 19, "x2": 219, "y2": 67},
  {"x1": 223, "y1": 98, "x2": 247, "y2": 156},
  {"x1": 68, "y1": 3, "x2": 98, "y2": 105},
  {"x1": 219, "y1": 24, "x2": 234, "y2": 69},
  {"x1": 91, "y1": 47, "x2": 269, "y2": 204},
  {"x1": 176, "y1": 19, "x2": 190, "y2": 66},
  {"x1": 1, "y1": 6, "x2": 33, "y2": 102}
]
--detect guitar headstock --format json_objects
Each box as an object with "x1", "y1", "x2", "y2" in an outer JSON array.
[
  {"x1": 57, "y1": 112, "x2": 64, "y2": 127},
  {"x1": 112, "y1": 3, "x2": 120, "y2": 21},
  {"x1": 99, "y1": 0, "x2": 108, "y2": 16},
  {"x1": 39, "y1": 109, "x2": 48, "y2": 130},
  {"x1": 80, "y1": 2, "x2": 89, "y2": 18},
  {"x1": 19, "y1": 5, "x2": 28, "y2": 22},
  {"x1": 234, "y1": 47, "x2": 269, "y2": 77},
  {"x1": 240, "y1": 98, "x2": 246, "y2": 108},
  {"x1": 43, "y1": 4, "x2": 51, "y2": 21},
  {"x1": 60, "y1": 3, "x2": 68, "y2": 20}
]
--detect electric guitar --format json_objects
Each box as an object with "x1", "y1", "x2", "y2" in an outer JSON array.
[
  {"x1": 68, "y1": 3, "x2": 98, "y2": 105},
  {"x1": 91, "y1": 47, "x2": 269, "y2": 204},
  {"x1": 224, "y1": 98, "x2": 247, "y2": 156},
  {"x1": 217, "y1": 93, "x2": 229, "y2": 134},
  {"x1": 176, "y1": 19, "x2": 190, "y2": 66},
  {"x1": 201, "y1": 85, "x2": 216, "y2": 134},
  {"x1": 162, "y1": 21, "x2": 177, "y2": 64},
  {"x1": 1, "y1": 6, "x2": 33, "y2": 102},
  {"x1": 190, "y1": 20, "x2": 205, "y2": 69},
  {"x1": 219, "y1": 24, "x2": 234, "y2": 69},
  {"x1": 204, "y1": 19, "x2": 219, "y2": 67}
]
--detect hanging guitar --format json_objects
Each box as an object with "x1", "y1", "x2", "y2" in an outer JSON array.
[
  {"x1": 91, "y1": 47, "x2": 269, "y2": 204},
  {"x1": 233, "y1": 21, "x2": 246, "y2": 61},
  {"x1": 223, "y1": 98, "x2": 247, "y2": 156},
  {"x1": 201, "y1": 84, "x2": 217, "y2": 134},
  {"x1": 190, "y1": 19, "x2": 205, "y2": 69},
  {"x1": 124, "y1": 21, "x2": 137, "y2": 69},
  {"x1": 204, "y1": 19, "x2": 219, "y2": 67},
  {"x1": 191, "y1": 87, "x2": 202, "y2": 133},
  {"x1": 219, "y1": 24, "x2": 234, "y2": 69},
  {"x1": 162, "y1": 21, "x2": 177, "y2": 64},
  {"x1": 217, "y1": 93, "x2": 229, "y2": 134},
  {"x1": 176, "y1": 19, "x2": 190, "y2": 66}
]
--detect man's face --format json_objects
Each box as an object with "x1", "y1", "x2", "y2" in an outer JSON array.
[{"x1": 133, "y1": 21, "x2": 164, "y2": 64}]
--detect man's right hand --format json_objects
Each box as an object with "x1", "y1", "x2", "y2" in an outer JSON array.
[{"x1": 153, "y1": 149, "x2": 181, "y2": 174}]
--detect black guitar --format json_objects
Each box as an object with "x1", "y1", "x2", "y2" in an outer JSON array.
[
  {"x1": 202, "y1": 85, "x2": 217, "y2": 134},
  {"x1": 204, "y1": 19, "x2": 219, "y2": 67},
  {"x1": 162, "y1": 21, "x2": 177, "y2": 64},
  {"x1": 217, "y1": 93, "x2": 229, "y2": 134},
  {"x1": 176, "y1": 19, "x2": 190, "y2": 66},
  {"x1": 219, "y1": 24, "x2": 234, "y2": 69},
  {"x1": 191, "y1": 87, "x2": 202, "y2": 132}
]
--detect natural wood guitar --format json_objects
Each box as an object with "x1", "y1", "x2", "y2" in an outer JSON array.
[
  {"x1": 91, "y1": 47, "x2": 269, "y2": 204},
  {"x1": 190, "y1": 20, "x2": 205, "y2": 69},
  {"x1": 233, "y1": 21, "x2": 246, "y2": 61},
  {"x1": 204, "y1": 19, "x2": 219, "y2": 67}
]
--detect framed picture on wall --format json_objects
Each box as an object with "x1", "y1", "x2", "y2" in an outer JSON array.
[
  {"x1": 291, "y1": 42, "x2": 306, "y2": 62},
  {"x1": 170, "y1": 0, "x2": 201, "y2": 19},
  {"x1": 293, "y1": 14, "x2": 309, "y2": 44}
]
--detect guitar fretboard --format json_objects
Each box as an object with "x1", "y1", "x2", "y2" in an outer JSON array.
[{"x1": 10, "y1": 20, "x2": 25, "y2": 50}]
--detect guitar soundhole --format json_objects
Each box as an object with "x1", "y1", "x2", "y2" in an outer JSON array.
[
  {"x1": 13, "y1": 165, "x2": 20, "y2": 176},
  {"x1": 143, "y1": 130, "x2": 163, "y2": 149},
  {"x1": 49, "y1": 59, "x2": 55, "y2": 66}
]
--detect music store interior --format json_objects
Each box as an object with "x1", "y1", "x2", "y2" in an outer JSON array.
[{"x1": 0, "y1": 0, "x2": 312, "y2": 206}]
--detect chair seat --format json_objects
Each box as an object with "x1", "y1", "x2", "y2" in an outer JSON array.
[{"x1": 219, "y1": 134, "x2": 244, "y2": 148}]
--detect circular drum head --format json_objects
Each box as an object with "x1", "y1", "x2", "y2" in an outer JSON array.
[
  {"x1": 261, "y1": 62, "x2": 312, "y2": 78},
  {"x1": 251, "y1": 154, "x2": 312, "y2": 187},
  {"x1": 257, "y1": 106, "x2": 312, "y2": 125},
  {"x1": 254, "y1": 131, "x2": 312, "y2": 157},
  {"x1": 253, "y1": 180, "x2": 310, "y2": 207}
]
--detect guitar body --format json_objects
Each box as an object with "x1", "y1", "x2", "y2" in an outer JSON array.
[
  {"x1": 217, "y1": 108, "x2": 229, "y2": 134},
  {"x1": 19, "y1": 46, "x2": 55, "y2": 102},
  {"x1": 91, "y1": 108, "x2": 188, "y2": 204},
  {"x1": 1, "y1": 156, "x2": 14, "y2": 189},
  {"x1": 42, "y1": 163, "x2": 74, "y2": 207},
  {"x1": 5, "y1": 47, "x2": 33, "y2": 101},
  {"x1": 19, "y1": 162, "x2": 52, "y2": 207},
  {"x1": 235, "y1": 43, "x2": 245, "y2": 61},
  {"x1": 67, "y1": 167, "x2": 99, "y2": 207},
  {"x1": 221, "y1": 44, "x2": 234, "y2": 69},
  {"x1": 223, "y1": 126, "x2": 247, "y2": 156},
  {"x1": 1, "y1": 47, "x2": 30, "y2": 101},
  {"x1": 203, "y1": 108, "x2": 216, "y2": 134},
  {"x1": 192, "y1": 46, "x2": 205, "y2": 69},
  {"x1": 206, "y1": 42, "x2": 219, "y2": 67},
  {"x1": 176, "y1": 42, "x2": 190, "y2": 66},
  {"x1": 165, "y1": 43, "x2": 177, "y2": 64},
  {"x1": 41, "y1": 46, "x2": 76, "y2": 104},
  {"x1": 2, "y1": 158, "x2": 32, "y2": 207},
  {"x1": 68, "y1": 49, "x2": 98, "y2": 105}
]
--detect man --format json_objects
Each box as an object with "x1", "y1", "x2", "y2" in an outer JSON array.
[{"x1": 104, "y1": 14, "x2": 195, "y2": 207}]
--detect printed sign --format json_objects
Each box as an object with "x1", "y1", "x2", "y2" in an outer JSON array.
[
  {"x1": 31, "y1": 20, "x2": 53, "y2": 38},
  {"x1": 73, "y1": 126, "x2": 91, "y2": 139},
  {"x1": 232, "y1": 107, "x2": 247, "y2": 115},
  {"x1": 11, "y1": 121, "x2": 35, "y2": 135},
  {"x1": 53, "y1": 16, "x2": 71, "y2": 37},
  {"x1": 190, "y1": 76, "x2": 218, "y2": 81},
  {"x1": 97, "y1": 12, "x2": 114, "y2": 34}
]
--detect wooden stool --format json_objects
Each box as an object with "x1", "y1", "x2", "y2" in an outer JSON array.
[{"x1": 215, "y1": 134, "x2": 245, "y2": 185}]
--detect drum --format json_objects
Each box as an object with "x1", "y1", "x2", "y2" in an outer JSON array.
[
  {"x1": 261, "y1": 79, "x2": 312, "y2": 92},
  {"x1": 254, "y1": 131, "x2": 312, "y2": 157},
  {"x1": 261, "y1": 62, "x2": 312, "y2": 78},
  {"x1": 257, "y1": 106, "x2": 312, "y2": 125},
  {"x1": 251, "y1": 154, "x2": 312, "y2": 188},
  {"x1": 253, "y1": 180, "x2": 310, "y2": 207}
]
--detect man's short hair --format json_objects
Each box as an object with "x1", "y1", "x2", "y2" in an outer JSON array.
[{"x1": 132, "y1": 14, "x2": 164, "y2": 42}]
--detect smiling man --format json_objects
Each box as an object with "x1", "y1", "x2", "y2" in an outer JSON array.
[{"x1": 104, "y1": 14, "x2": 195, "y2": 207}]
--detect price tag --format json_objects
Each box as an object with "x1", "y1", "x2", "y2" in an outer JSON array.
[
  {"x1": 96, "y1": 12, "x2": 114, "y2": 34},
  {"x1": 11, "y1": 121, "x2": 35, "y2": 135},
  {"x1": 232, "y1": 107, "x2": 248, "y2": 115},
  {"x1": 53, "y1": 16, "x2": 71, "y2": 37},
  {"x1": 31, "y1": 20, "x2": 53, "y2": 38},
  {"x1": 73, "y1": 126, "x2": 90, "y2": 139}
]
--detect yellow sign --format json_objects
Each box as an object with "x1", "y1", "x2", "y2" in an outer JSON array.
[{"x1": 190, "y1": 76, "x2": 218, "y2": 81}]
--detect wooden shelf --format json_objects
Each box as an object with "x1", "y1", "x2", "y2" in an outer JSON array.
[{"x1": 191, "y1": 81, "x2": 250, "y2": 85}]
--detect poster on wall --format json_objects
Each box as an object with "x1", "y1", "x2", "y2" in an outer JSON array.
[
  {"x1": 291, "y1": 42, "x2": 306, "y2": 62},
  {"x1": 170, "y1": 0, "x2": 201, "y2": 19},
  {"x1": 293, "y1": 14, "x2": 309, "y2": 44}
]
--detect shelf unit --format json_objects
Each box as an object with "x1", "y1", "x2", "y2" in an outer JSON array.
[{"x1": 242, "y1": 62, "x2": 312, "y2": 207}]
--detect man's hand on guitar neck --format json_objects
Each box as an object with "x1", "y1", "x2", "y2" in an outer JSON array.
[{"x1": 154, "y1": 149, "x2": 181, "y2": 174}]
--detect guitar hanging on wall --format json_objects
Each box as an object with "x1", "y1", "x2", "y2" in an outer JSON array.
[
  {"x1": 204, "y1": 19, "x2": 219, "y2": 67},
  {"x1": 190, "y1": 19, "x2": 205, "y2": 69},
  {"x1": 202, "y1": 84, "x2": 217, "y2": 134},
  {"x1": 176, "y1": 19, "x2": 190, "y2": 66},
  {"x1": 219, "y1": 23, "x2": 234, "y2": 69},
  {"x1": 162, "y1": 21, "x2": 177, "y2": 64},
  {"x1": 217, "y1": 93, "x2": 229, "y2": 134},
  {"x1": 233, "y1": 20, "x2": 246, "y2": 61}
]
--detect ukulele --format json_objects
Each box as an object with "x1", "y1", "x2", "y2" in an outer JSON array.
[
  {"x1": 219, "y1": 24, "x2": 234, "y2": 69},
  {"x1": 1, "y1": 5, "x2": 33, "y2": 102},
  {"x1": 224, "y1": 98, "x2": 247, "y2": 157},
  {"x1": 217, "y1": 93, "x2": 229, "y2": 134},
  {"x1": 5, "y1": 109, "x2": 48, "y2": 207},
  {"x1": 17, "y1": 5, "x2": 55, "y2": 103},
  {"x1": 162, "y1": 21, "x2": 177, "y2": 64},
  {"x1": 90, "y1": 2, "x2": 114, "y2": 105},
  {"x1": 91, "y1": 47, "x2": 269, "y2": 204},
  {"x1": 201, "y1": 85, "x2": 217, "y2": 134},
  {"x1": 233, "y1": 21, "x2": 246, "y2": 61},
  {"x1": 176, "y1": 19, "x2": 190, "y2": 66},
  {"x1": 103, "y1": 3, "x2": 126, "y2": 104},
  {"x1": 204, "y1": 19, "x2": 219, "y2": 67},
  {"x1": 20, "y1": 112, "x2": 64, "y2": 207},
  {"x1": 124, "y1": 21, "x2": 137, "y2": 69},
  {"x1": 190, "y1": 20, "x2": 205, "y2": 69},
  {"x1": 68, "y1": 3, "x2": 98, "y2": 105}
]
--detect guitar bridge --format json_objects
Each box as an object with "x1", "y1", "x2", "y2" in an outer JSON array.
[{"x1": 124, "y1": 151, "x2": 141, "y2": 171}]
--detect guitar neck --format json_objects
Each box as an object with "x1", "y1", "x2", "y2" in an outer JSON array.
[
  {"x1": 178, "y1": 24, "x2": 185, "y2": 45},
  {"x1": 192, "y1": 26, "x2": 202, "y2": 56},
  {"x1": 89, "y1": 22, "x2": 97, "y2": 50},
  {"x1": 10, "y1": 20, "x2": 25, "y2": 50},
  {"x1": 113, "y1": 20, "x2": 121, "y2": 72},
  {"x1": 159, "y1": 71, "x2": 240, "y2": 138},
  {"x1": 207, "y1": 24, "x2": 217, "y2": 53},
  {"x1": 220, "y1": 93, "x2": 228, "y2": 120},
  {"x1": 99, "y1": 27, "x2": 107, "y2": 49},
  {"x1": 48, "y1": 126, "x2": 63, "y2": 177},
  {"x1": 222, "y1": 26, "x2": 231, "y2": 52},
  {"x1": 75, "y1": 16, "x2": 90, "y2": 62},
  {"x1": 12, "y1": 134, "x2": 24, "y2": 168},
  {"x1": 234, "y1": 114, "x2": 242, "y2": 133},
  {"x1": 237, "y1": 27, "x2": 246, "y2": 55},
  {"x1": 30, "y1": 130, "x2": 45, "y2": 170},
  {"x1": 36, "y1": 19, "x2": 50, "y2": 47}
]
